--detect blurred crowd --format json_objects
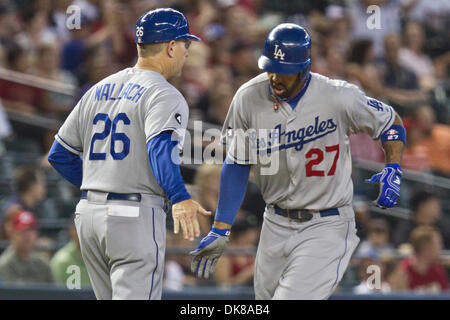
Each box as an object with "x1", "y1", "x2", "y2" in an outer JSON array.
[{"x1": 0, "y1": 0, "x2": 449, "y2": 296}]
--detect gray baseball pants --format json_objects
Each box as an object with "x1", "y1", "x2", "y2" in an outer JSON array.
[
  {"x1": 254, "y1": 205, "x2": 360, "y2": 300},
  {"x1": 74, "y1": 191, "x2": 167, "y2": 300}
]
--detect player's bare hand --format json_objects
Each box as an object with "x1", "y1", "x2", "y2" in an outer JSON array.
[{"x1": 172, "y1": 199, "x2": 211, "y2": 241}]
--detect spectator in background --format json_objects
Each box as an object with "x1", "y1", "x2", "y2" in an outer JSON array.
[
  {"x1": 184, "y1": 0, "x2": 218, "y2": 41},
  {"x1": 229, "y1": 41, "x2": 260, "y2": 88},
  {"x1": 380, "y1": 33, "x2": 429, "y2": 115},
  {"x1": 74, "y1": 44, "x2": 117, "y2": 101},
  {"x1": 383, "y1": 33, "x2": 419, "y2": 90},
  {"x1": 51, "y1": 0, "x2": 78, "y2": 43},
  {"x1": 0, "y1": 44, "x2": 4, "y2": 67},
  {"x1": 222, "y1": 4, "x2": 261, "y2": 46},
  {"x1": 0, "y1": 99, "x2": 13, "y2": 155},
  {"x1": 33, "y1": 44, "x2": 77, "y2": 114},
  {"x1": 214, "y1": 220, "x2": 258, "y2": 286},
  {"x1": 402, "y1": 0, "x2": 450, "y2": 74},
  {"x1": 347, "y1": 38, "x2": 383, "y2": 97},
  {"x1": 50, "y1": 223, "x2": 91, "y2": 288},
  {"x1": 392, "y1": 190, "x2": 450, "y2": 249},
  {"x1": 321, "y1": 45, "x2": 347, "y2": 80},
  {"x1": 97, "y1": 0, "x2": 138, "y2": 68},
  {"x1": 401, "y1": 106, "x2": 433, "y2": 172},
  {"x1": 60, "y1": 14, "x2": 94, "y2": 80},
  {"x1": 14, "y1": 8, "x2": 58, "y2": 54},
  {"x1": 348, "y1": 0, "x2": 402, "y2": 59},
  {"x1": 309, "y1": 30, "x2": 326, "y2": 75},
  {"x1": 323, "y1": 4, "x2": 352, "y2": 55},
  {"x1": 205, "y1": 82, "x2": 233, "y2": 126},
  {"x1": 403, "y1": 0, "x2": 450, "y2": 34},
  {"x1": 346, "y1": 39, "x2": 388, "y2": 164},
  {"x1": 399, "y1": 21, "x2": 436, "y2": 90},
  {"x1": 175, "y1": 41, "x2": 212, "y2": 117},
  {"x1": 0, "y1": 204, "x2": 22, "y2": 241},
  {"x1": 0, "y1": 209, "x2": 54, "y2": 285},
  {"x1": 0, "y1": 166, "x2": 47, "y2": 224},
  {"x1": 402, "y1": 105, "x2": 450, "y2": 176},
  {"x1": 0, "y1": 2, "x2": 20, "y2": 47},
  {"x1": 356, "y1": 218, "x2": 395, "y2": 258},
  {"x1": 349, "y1": 133, "x2": 384, "y2": 163},
  {"x1": 198, "y1": 64, "x2": 234, "y2": 122},
  {"x1": 353, "y1": 196, "x2": 371, "y2": 240},
  {"x1": 72, "y1": 0, "x2": 101, "y2": 28},
  {"x1": 193, "y1": 164, "x2": 265, "y2": 235},
  {"x1": 0, "y1": 43, "x2": 46, "y2": 113},
  {"x1": 164, "y1": 231, "x2": 204, "y2": 291},
  {"x1": 353, "y1": 252, "x2": 391, "y2": 294},
  {"x1": 389, "y1": 226, "x2": 449, "y2": 293}
]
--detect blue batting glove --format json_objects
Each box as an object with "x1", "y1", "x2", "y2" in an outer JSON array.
[
  {"x1": 365, "y1": 163, "x2": 402, "y2": 209},
  {"x1": 190, "y1": 227, "x2": 230, "y2": 279}
]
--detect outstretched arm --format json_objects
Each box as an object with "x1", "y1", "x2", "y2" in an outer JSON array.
[
  {"x1": 147, "y1": 131, "x2": 211, "y2": 241},
  {"x1": 190, "y1": 157, "x2": 251, "y2": 279},
  {"x1": 213, "y1": 157, "x2": 251, "y2": 229},
  {"x1": 366, "y1": 112, "x2": 406, "y2": 208}
]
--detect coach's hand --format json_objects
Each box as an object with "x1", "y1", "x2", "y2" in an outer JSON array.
[
  {"x1": 172, "y1": 199, "x2": 211, "y2": 241},
  {"x1": 366, "y1": 163, "x2": 402, "y2": 209},
  {"x1": 190, "y1": 228, "x2": 229, "y2": 279}
]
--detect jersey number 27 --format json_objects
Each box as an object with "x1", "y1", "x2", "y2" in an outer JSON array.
[
  {"x1": 89, "y1": 113, "x2": 130, "y2": 160},
  {"x1": 305, "y1": 144, "x2": 339, "y2": 177}
]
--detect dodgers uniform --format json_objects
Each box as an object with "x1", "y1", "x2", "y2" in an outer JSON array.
[
  {"x1": 55, "y1": 68, "x2": 188, "y2": 299},
  {"x1": 221, "y1": 72, "x2": 395, "y2": 299},
  {"x1": 49, "y1": 8, "x2": 202, "y2": 300}
]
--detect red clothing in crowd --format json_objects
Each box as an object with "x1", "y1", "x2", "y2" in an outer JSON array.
[
  {"x1": 399, "y1": 257, "x2": 449, "y2": 292},
  {"x1": 230, "y1": 256, "x2": 254, "y2": 277},
  {"x1": 0, "y1": 79, "x2": 45, "y2": 111}
]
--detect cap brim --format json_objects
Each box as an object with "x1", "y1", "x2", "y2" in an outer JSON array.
[
  {"x1": 258, "y1": 55, "x2": 309, "y2": 74},
  {"x1": 176, "y1": 33, "x2": 202, "y2": 41}
]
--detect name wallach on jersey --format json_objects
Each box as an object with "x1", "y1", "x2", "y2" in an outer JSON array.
[{"x1": 94, "y1": 82, "x2": 148, "y2": 103}]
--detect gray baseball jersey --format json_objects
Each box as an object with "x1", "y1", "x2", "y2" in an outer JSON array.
[
  {"x1": 222, "y1": 72, "x2": 394, "y2": 210},
  {"x1": 57, "y1": 67, "x2": 188, "y2": 299},
  {"x1": 56, "y1": 67, "x2": 188, "y2": 195},
  {"x1": 222, "y1": 72, "x2": 394, "y2": 299}
]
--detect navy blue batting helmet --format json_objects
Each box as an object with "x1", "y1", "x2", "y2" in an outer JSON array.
[
  {"x1": 258, "y1": 23, "x2": 311, "y2": 78},
  {"x1": 135, "y1": 8, "x2": 201, "y2": 44}
]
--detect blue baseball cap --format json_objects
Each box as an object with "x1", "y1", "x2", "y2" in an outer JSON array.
[{"x1": 135, "y1": 8, "x2": 201, "y2": 44}]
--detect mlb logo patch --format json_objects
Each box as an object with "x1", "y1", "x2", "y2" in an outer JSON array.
[{"x1": 387, "y1": 129, "x2": 398, "y2": 135}]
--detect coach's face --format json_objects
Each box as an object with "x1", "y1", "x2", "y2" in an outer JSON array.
[
  {"x1": 168, "y1": 39, "x2": 191, "y2": 79},
  {"x1": 267, "y1": 72, "x2": 305, "y2": 99}
]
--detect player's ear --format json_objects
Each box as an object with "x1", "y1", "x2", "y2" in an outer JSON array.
[{"x1": 167, "y1": 40, "x2": 177, "y2": 58}]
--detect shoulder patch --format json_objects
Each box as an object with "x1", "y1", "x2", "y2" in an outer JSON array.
[{"x1": 175, "y1": 113, "x2": 182, "y2": 125}]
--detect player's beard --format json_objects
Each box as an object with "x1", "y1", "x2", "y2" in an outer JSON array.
[{"x1": 271, "y1": 72, "x2": 304, "y2": 99}]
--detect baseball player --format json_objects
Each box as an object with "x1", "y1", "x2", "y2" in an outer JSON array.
[
  {"x1": 190, "y1": 23, "x2": 406, "y2": 299},
  {"x1": 47, "y1": 8, "x2": 210, "y2": 300}
]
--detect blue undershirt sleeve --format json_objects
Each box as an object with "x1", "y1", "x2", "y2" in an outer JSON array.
[
  {"x1": 147, "y1": 131, "x2": 191, "y2": 204},
  {"x1": 214, "y1": 157, "x2": 251, "y2": 225},
  {"x1": 48, "y1": 140, "x2": 83, "y2": 188}
]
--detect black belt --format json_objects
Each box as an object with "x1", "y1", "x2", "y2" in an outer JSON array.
[
  {"x1": 81, "y1": 190, "x2": 142, "y2": 202},
  {"x1": 272, "y1": 205, "x2": 339, "y2": 222}
]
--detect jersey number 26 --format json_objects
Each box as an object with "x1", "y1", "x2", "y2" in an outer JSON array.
[{"x1": 89, "y1": 113, "x2": 130, "y2": 160}]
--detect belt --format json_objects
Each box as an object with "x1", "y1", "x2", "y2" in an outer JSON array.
[
  {"x1": 81, "y1": 190, "x2": 142, "y2": 202},
  {"x1": 272, "y1": 205, "x2": 339, "y2": 222}
]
